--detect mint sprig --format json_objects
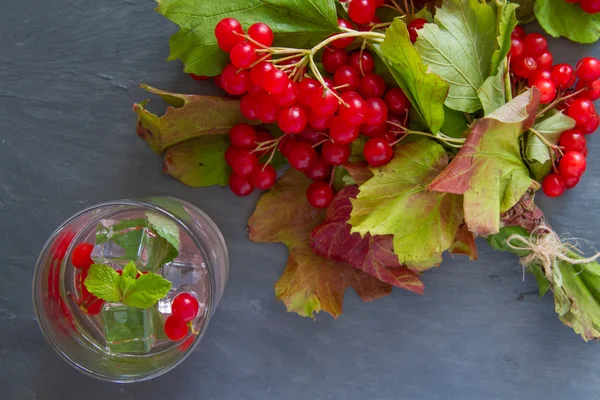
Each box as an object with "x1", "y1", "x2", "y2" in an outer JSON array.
[{"x1": 84, "y1": 262, "x2": 172, "y2": 309}]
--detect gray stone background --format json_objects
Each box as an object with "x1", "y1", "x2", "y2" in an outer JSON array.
[{"x1": 2, "y1": 1, "x2": 600, "y2": 399}]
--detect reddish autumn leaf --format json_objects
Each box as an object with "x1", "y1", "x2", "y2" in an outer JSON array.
[
  {"x1": 311, "y1": 186, "x2": 425, "y2": 294},
  {"x1": 449, "y1": 223, "x2": 478, "y2": 260},
  {"x1": 248, "y1": 170, "x2": 391, "y2": 318},
  {"x1": 343, "y1": 161, "x2": 373, "y2": 186}
]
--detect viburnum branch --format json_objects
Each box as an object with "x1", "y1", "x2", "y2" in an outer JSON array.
[
  {"x1": 386, "y1": 120, "x2": 466, "y2": 147},
  {"x1": 309, "y1": 56, "x2": 348, "y2": 106},
  {"x1": 536, "y1": 87, "x2": 587, "y2": 118}
]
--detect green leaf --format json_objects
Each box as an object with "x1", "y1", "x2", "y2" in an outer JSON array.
[
  {"x1": 157, "y1": 0, "x2": 339, "y2": 76},
  {"x1": 84, "y1": 264, "x2": 122, "y2": 303},
  {"x1": 349, "y1": 139, "x2": 463, "y2": 267},
  {"x1": 529, "y1": 263, "x2": 551, "y2": 297},
  {"x1": 122, "y1": 261, "x2": 138, "y2": 280},
  {"x1": 478, "y1": 61, "x2": 509, "y2": 115},
  {"x1": 429, "y1": 89, "x2": 540, "y2": 236},
  {"x1": 535, "y1": 0, "x2": 600, "y2": 44},
  {"x1": 163, "y1": 136, "x2": 231, "y2": 187},
  {"x1": 122, "y1": 273, "x2": 173, "y2": 309},
  {"x1": 441, "y1": 106, "x2": 469, "y2": 138},
  {"x1": 526, "y1": 111, "x2": 576, "y2": 165},
  {"x1": 415, "y1": 0, "x2": 497, "y2": 113},
  {"x1": 134, "y1": 85, "x2": 255, "y2": 153},
  {"x1": 378, "y1": 20, "x2": 448, "y2": 133},
  {"x1": 147, "y1": 212, "x2": 180, "y2": 256},
  {"x1": 485, "y1": 225, "x2": 532, "y2": 257},
  {"x1": 527, "y1": 159, "x2": 553, "y2": 182},
  {"x1": 510, "y1": 0, "x2": 536, "y2": 23},
  {"x1": 491, "y1": 2, "x2": 519, "y2": 76}
]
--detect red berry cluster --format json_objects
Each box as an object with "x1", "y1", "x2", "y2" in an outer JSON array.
[
  {"x1": 71, "y1": 243, "x2": 105, "y2": 316},
  {"x1": 564, "y1": 0, "x2": 600, "y2": 14},
  {"x1": 214, "y1": 18, "x2": 411, "y2": 209},
  {"x1": 509, "y1": 27, "x2": 599, "y2": 197},
  {"x1": 164, "y1": 293, "x2": 200, "y2": 341}
]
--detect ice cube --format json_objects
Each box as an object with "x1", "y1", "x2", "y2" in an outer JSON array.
[
  {"x1": 91, "y1": 219, "x2": 174, "y2": 272},
  {"x1": 159, "y1": 261, "x2": 206, "y2": 288},
  {"x1": 102, "y1": 303, "x2": 154, "y2": 353}
]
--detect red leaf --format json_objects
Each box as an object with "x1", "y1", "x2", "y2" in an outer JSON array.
[{"x1": 310, "y1": 186, "x2": 425, "y2": 294}]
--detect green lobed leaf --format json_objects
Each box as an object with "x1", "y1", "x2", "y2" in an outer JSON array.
[
  {"x1": 84, "y1": 264, "x2": 122, "y2": 303},
  {"x1": 441, "y1": 106, "x2": 470, "y2": 138},
  {"x1": 491, "y1": 2, "x2": 519, "y2": 76},
  {"x1": 429, "y1": 89, "x2": 540, "y2": 236},
  {"x1": 156, "y1": 0, "x2": 339, "y2": 76},
  {"x1": 535, "y1": 0, "x2": 600, "y2": 44},
  {"x1": 378, "y1": 20, "x2": 448, "y2": 133},
  {"x1": 122, "y1": 273, "x2": 173, "y2": 309},
  {"x1": 134, "y1": 85, "x2": 255, "y2": 154},
  {"x1": 478, "y1": 61, "x2": 509, "y2": 116},
  {"x1": 510, "y1": 0, "x2": 536, "y2": 23},
  {"x1": 349, "y1": 139, "x2": 463, "y2": 267},
  {"x1": 526, "y1": 111, "x2": 576, "y2": 165},
  {"x1": 163, "y1": 136, "x2": 231, "y2": 187},
  {"x1": 415, "y1": 0, "x2": 497, "y2": 113}
]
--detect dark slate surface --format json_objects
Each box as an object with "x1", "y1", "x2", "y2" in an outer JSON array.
[{"x1": 2, "y1": 1, "x2": 600, "y2": 399}]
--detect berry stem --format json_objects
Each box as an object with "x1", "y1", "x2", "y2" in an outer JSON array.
[
  {"x1": 529, "y1": 127, "x2": 563, "y2": 154},
  {"x1": 536, "y1": 87, "x2": 587, "y2": 118},
  {"x1": 386, "y1": 120, "x2": 466, "y2": 147}
]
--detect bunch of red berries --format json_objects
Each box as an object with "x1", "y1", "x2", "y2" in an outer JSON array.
[
  {"x1": 214, "y1": 18, "x2": 411, "y2": 208},
  {"x1": 564, "y1": 0, "x2": 600, "y2": 14},
  {"x1": 509, "y1": 27, "x2": 600, "y2": 197},
  {"x1": 71, "y1": 242, "x2": 105, "y2": 316}
]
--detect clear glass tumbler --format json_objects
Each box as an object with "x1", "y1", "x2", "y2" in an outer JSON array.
[{"x1": 32, "y1": 197, "x2": 229, "y2": 382}]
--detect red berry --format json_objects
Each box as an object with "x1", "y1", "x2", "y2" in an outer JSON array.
[
  {"x1": 523, "y1": 33, "x2": 548, "y2": 57},
  {"x1": 322, "y1": 47, "x2": 349, "y2": 74},
  {"x1": 364, "y1": 98, "x2": 388, "y2": 126},
  {"x1": 349, "y1": 0, "x2": 376, "y2": 25},
  {"x1": 278, "y1": 106, "x2": 308, "y2": 134},
  {"x1": 542, "y1": 174, "x2": 565, "y2": 197},
  {"x1": 229, "y1": 174, "x2": 254, "y2": 196},
  {"x1": 559, "y1": 151, "x2": 587, "y2": 179},
  {"x1": 230, "y1": 42, "x2": 257, "y2": 69},
  {"x1": 190, "y1": 74, "x2": 209, "y2": 81},
  {"x1": 322, "y1": 140, "x2": 351, "y2": 165},
  {"x1": 310, "y1": 86, "x2": 340, "y2": 116},
  {"x1": 358, "y1": 73, "x2": 386, "y2": 99},
  {"x1": 560, "y1": 130, "x2": 586, "y2": 153},
  {"x1": 564, "y1": 175, "x2": 581, "y2": 189},
  {"x1": 296, "y1": 129, "x2": 323, "y2": 145},
  {"x1": 84, "y1": 298, "x2": 104, "y2": 316},
  {"x1": 215, "y1": 18, "x2": 245, "y2": 52},
  {"x1": 567, "y1": 98, "x2": 596, "y2": 130},
  {"x1": 383, "y1": 88, "x2": 410, "y2": 115},
  {"x1": 581, "y1": 0, "x2": 600, "y2": 13},
  {"x1": 272, "y1": 81, "x2": 299, "y2": 107},
  {"x1": 581, "y1": 113, "x2": 600, "y2": 134},
  {"x1": 512, "y1": 57, "x2": 538, "y2": 79},
  {"x1": 287, "y1": 141, "x2": 317, "y2": 171},
  {"x1": 250, "y1": 61, "x2": 274, "y2": 87},
  {"x1": 530, "y1": 77, "x2": 557, "y2": 104},
  {"x1": 577, "y1": 57, "x2": 600, "y2": 82},
  {"x1": 307, "y1": 110, "x2": 333, "y2": 130},
  {"x1": 408, "y1": 18, "x2": 428, "y2": 43},
  {"x1": 509, "y1": 38, "x2": 524, "y2": 60},
  {"x1": 332, "y1": 19, "x2": 355, "y2": 49},
  {"x1": 255, "y1": 92, "x2": 281, "y2": 123},
  {"x1": 230, "y1": 150, "x2": 258, "y2": 176},
  {"x1": 528, "y1": 69, "x2": 551, "y2": 87},
  {"x1": 306, "y1": 182, "x2": 334, "y2": 208},
  {"x1": 251, "y1": 164, "x2": 277, "y2": 190},
  {"x1": 213, "y1": 75, "x2": 223, "y2": 89},
  {"x1": 576, "y1": 79, "x2": 600, "y2": 101},
  {"x1": 172, "y1": 293, "x2": 200, "y2": 322},
  {"x1": 304, "y1": 157, "x2": 332, "y2": 181},
  {"x1": 551, "y1": 64, "x2": 576, "y2": 89},
  {"x1": 360, "y1": 123, "x2": 387, "y2": 137},
  {"x1": 240, "y1": 94, "x2": 259, "y2": 120},
  {"x1": 535, "y1": 51, "x2": 553, "y2": 71},
  {"x1": 221, "y1": 63, "x2": 249, "y2": 95},
  {"x1": 71, "y1": 243, "x2": 94, "y2": 269},
  {"x1": 348, "y1": 51, "x2": 375, "y2": 75},
  {"x1": 263, "y1": 68, "x2": 289, "y2": 95},
  {"x1": 512, "y1": 26, "x2": 526, "y2": 39},
  {"x1": 363, "y1": 137, "x2": 393, "y2": 166},
  {"x1": 229, "y1": 124, "x2": 257, "y2": 149},
  {"x1": 329, "y1": 116, "x2": 360, "y2": 143},
  {"x1": 278, "y1": 136, "x2": 296, "y2": 157},
  {"x1": 248, "y1": 23, "x2": 274, "y2": 47},
  {"x1": 164, "y1": 316, "x2": 189, "y2": 341},
  {"x1": 297, "y1": 78, "x2": 320, "y2": 106},
  {"x1": 339, "y1": 92, "x2": 366, "y2": 126},
  {"x1": 334, "y1": 66, "x2": 361, "y2": 92}
]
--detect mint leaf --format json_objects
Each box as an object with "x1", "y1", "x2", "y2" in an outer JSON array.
[
  {"x1": 156, "y1": 0, "x2": 339, "y2": 77},
  {"x1": 535, "y1": 0, "x2": 600, "y2": 44},
  {"x1": 378, "y1": 20, "x2": 448, "y2": 133},
  {"x1": 163, "y1": 136, "x2": 231, "y2": 187},
  {"x1": 84, "y1": 264, "x2": 122, "y2": 303},
  {"x1": 147, "y1": 212, "x2": 180, "y2": 254},
  {"x1": 121, "y1": 261, "x2": 138, "y2": 280},
  {"x1": 122, "y1": 273, "x2": 172, "y2": 309},
  {"x1": 415, "y1": 0, "x2": 497, "y2": 113}
]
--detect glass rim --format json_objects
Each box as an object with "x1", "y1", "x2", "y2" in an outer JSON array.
[{"x1": 32, "y1": 197, "x2": 224, "y2": 383}]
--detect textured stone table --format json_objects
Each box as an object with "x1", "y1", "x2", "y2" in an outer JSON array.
[{"x1": 2, "y1": 1, "x2": 600, "y2": 399}]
